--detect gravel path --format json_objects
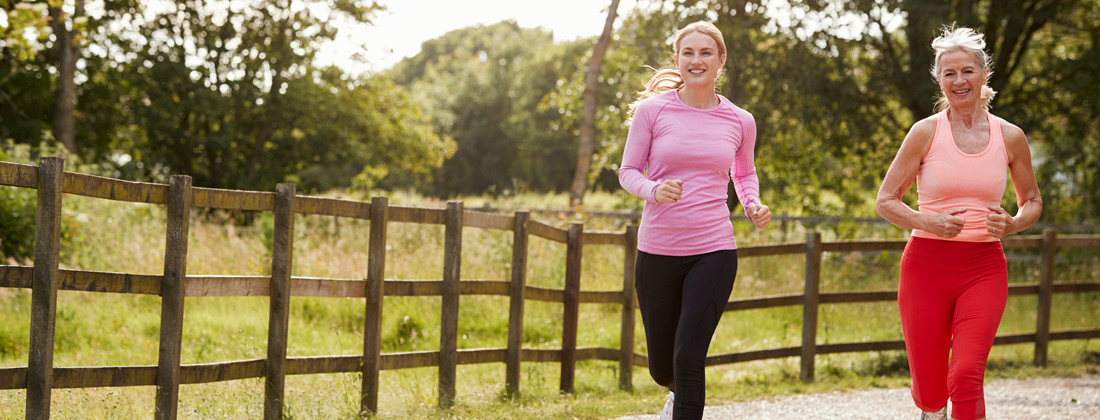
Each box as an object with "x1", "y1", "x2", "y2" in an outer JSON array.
[{"x1": 612, "y1": 375, "x2": 1100, "y2": 419}]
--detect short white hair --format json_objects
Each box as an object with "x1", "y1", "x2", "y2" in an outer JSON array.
[{"x1": 930, "y1": 25, "x2": 997, "y2": 112}]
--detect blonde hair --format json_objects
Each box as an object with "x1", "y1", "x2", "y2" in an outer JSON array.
[
  {"x1": 930, "y1": 24, "x2": 997, "y2": 112},
  {"x1": 628, "y1": 21, "x2": 726, "y2": 116}
]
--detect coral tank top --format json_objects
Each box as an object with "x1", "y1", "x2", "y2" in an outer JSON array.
[{"x1": 912, "y1": 110, "x2": 1008, "y2": 242}]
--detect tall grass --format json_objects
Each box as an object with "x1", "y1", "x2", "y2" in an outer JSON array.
[{"x1": 1, "y1": 189, "x2": 1098, "y2": 419}]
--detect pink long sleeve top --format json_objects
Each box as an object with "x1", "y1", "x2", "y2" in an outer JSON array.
[{"x1": 618, "y1": 90, "x2": 760, "y2": 256}]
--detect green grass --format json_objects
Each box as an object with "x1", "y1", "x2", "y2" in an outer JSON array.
[{"x1": 1, "y1": 189, "x2": 1099, "y2": 419}]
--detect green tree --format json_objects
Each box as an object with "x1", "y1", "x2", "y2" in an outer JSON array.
[
  {"x1": 4, "y1": 0, "x2": 451, "y2": 194},
  {"x1": 0, "y1": 39, "x2": 53, "y2": 146},
  {"x1": 388, "y1": 21, "x2": 580, "y2": 197},
  {"x1": 503, "y1": 37, "x2": 592, "y2": 194},
  {"x1": 810, "y1": 0, "x2": 1096, "y2": 221},
  {"x1": 2, "y1": 1, "x2": 51, "y2": 62},
  {"x1": 1007, "y1": 0, "x2": 1100, "y2": 221},
  {"x1": 1, "y1": 0, "x2": 91, "y2": 153},
  {"x1": 67, "y1": 0, "x2": 451, "y2": 193},
  {"x1": 1, "y1": 1, "x2": 65, "y2": 147},
  {"x1": 541, "y1": 6, "x2": 681, "y2": 198},
  {"x1": 640, "y1": 0, "x2": 1098, "y2": 221}
]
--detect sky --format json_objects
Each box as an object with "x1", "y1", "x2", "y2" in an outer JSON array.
[{"x1": 316, "y1": 0, "x2": 639, "y2": 75}]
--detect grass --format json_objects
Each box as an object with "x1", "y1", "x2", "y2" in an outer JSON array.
[{"x1": 1, "y1": 188, "x2": 1099, "y2": 419}]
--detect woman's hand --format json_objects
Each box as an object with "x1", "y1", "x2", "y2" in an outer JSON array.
[
  {"x1": 746, "y1": 203, "x2": 771, "y2": 229},
  {"x1": 986, "y1": 206, "x2": 1016, "y2": 239},
  {"x1": 655, "y1": 179, "x2": 684, "y2": 203},
  {"x1": 926, "y1": 208, "x2": 967, "y2": 238}
]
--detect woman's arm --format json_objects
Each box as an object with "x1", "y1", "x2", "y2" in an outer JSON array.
[
  {"x1": 876, "y1": 118, "x2": 967, "y2": 237},
  {"x1": 619, "y1": 104, "x2": 661, "y2": 202},
  {"x1": 730, "y1": 109, "x2": 760, "y2": 210},
  {"x1": 731, "y1": 110, "x2": 768, "y2": 228},
  {"x1": 987, "y1": 122, "x2": 1042, "y2": 236}
]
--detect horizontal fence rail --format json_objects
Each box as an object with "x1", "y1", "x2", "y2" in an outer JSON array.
[
  {"x1": 1, "y1": 159, "x2": 1099, "y2": 419},
  {"x1": 473, "y1": 204, "x2": 1097, "y2": 233}
]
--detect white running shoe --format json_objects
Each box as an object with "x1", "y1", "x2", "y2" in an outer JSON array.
[
  {"x1": 920, "y1": 405, "x2": 947, "y2": 420},
  {"x1": 658, "y1": 391, "x2": 674, "y2": 420}
]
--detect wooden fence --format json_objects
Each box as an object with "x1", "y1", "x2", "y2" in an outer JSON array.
[
  {"x1": 1, "y1": 157, "x2": 1099, "y2": 419},
  {"x1": 476, "y1": 205, "x2": 1097, "y2": 234}
]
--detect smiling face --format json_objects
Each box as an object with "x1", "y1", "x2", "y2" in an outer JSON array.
[
  {"x1": 674, "y1": 30, "x2": 725, "y2": 90},
  {"x1": 936, "y1": 49, "x2": 987, "y2": 111}
]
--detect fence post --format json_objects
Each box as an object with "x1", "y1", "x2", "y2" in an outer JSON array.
[
  {"x1": 155, "y1": 175, "x2": 192, "y2": 420},
  {"x1": 560, "y1": 222, "x2": 583, "y2": 394},
  {"x1": 26, "y1": 157, "x2": 63, "y2": 420},
  {"x1": 505, "y1": 211, "x2": 530, "y2": 395},
  {"x1": 439, "y1": 201, "x2": 463, "y2": 408},
  {"x1": 263, "y1": 183, "x2": 296, "y2": 420},
  {"x1": 1034, "y1": 228, "x2": 1057, "y2": 367},
  {"x1": 361, "y1": 197, "x2": 387, "y2": 415},
  {"x1": 801, "y1": 231, "x2": 822, "y2": 383},
  {"x1": 780, "y1": 212, "x2": 789, "y2": 242},
  {"x1": 619, "y1": 224, "x2": 638, "y2": 391}
]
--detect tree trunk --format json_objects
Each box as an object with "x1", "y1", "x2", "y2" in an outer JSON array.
[
  {"x1": 899, "y1": 1, "x2": 947, "y2": 120},
  {"x1": 569, "y1": 0, "x2": 620, "y2": 209},
  {"x1": 244, "y1": 16, "x2": 290, "y2": 190},
  {"x1": 49, "y1": 0, "x2": 84, "y2": 153},
  {"x1": 244, "y1": 78, "x2": 279, "y2": 189},
  {"x1": 982, "y1": 0, "x2": 1071, "y2": 96}
]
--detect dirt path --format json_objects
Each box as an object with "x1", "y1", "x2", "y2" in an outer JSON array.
[{"x1": 613, "y1": 375, "x2": 1100, "y2": 419}]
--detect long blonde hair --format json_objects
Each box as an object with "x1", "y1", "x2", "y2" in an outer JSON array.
[
  {"x1": 628, "y1": 21, "x2": 726, "y2": 116},
  {"x1": 930, "y1": 24, "x2": 997, "y2": 112}
]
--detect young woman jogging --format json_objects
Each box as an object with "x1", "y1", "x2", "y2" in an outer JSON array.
[{"x1": 619, "y1": 21, "x2": 771, "y2": 420}]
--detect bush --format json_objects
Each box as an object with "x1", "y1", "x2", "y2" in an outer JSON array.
[
  {"x1": 0, "y1": 186, "x2": 37, "y2": 261},
  {"x1": 0, "y1": 141, "x2": 43, "y2": 261},
  {"x1": 1, "y1": 140, "x2": 84, "y2": 262}
]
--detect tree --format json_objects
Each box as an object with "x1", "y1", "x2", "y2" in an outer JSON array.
[
  {"x1": 283, "y1": 69, "x2": 456, "y2": 193},
  {"x1": 1, "y1": 7, "x2": 53, "y2": 145},
  {"x1": 388, "y1": 21, "x2": 576, "y2": 197},
  {"x1": 5, "y1": 0, "x2": 1094, "y2": 222},
  {"x1": 3, "y1": 0, "x2": 453, "y2": 194},
  {"x1": 569, "y1": 0, "x2": 620, "y2": 209},
  {"x1": 47, "y1": 0, "x2": 85, "y2": 152},
  {"x1": 652, "y1": 0, "x2": 1095, "y2": 220},
  {"x1": 542, "y1": 6, "x2": 682, "y2": 198},
  {"x1": 814, "y1": 0, "x2": 1094, "y2": 221},
  {"x1": 1, "y1": 0, "x2": 90, "y2": 153},
  {"x1": 2, "y1": 1, "x2": 68, "y2": 149},
  {"x1": 58, "y1": 0, "x2": 452, "y2": 193},
  {"x1": 1005, "y1": 0, "x2": 1100, "y2": 221}
]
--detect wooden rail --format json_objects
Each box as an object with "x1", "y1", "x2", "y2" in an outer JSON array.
[
  {"x1": 1, "y1": 159, "x2": 1098, "y2": 419},
  {"x1": 472, "y1": 204, "x2": 1097, "y2": 233}
]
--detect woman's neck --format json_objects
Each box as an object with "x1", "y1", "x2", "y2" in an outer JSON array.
[
  {"x1": 677, "y1": 85, "x2": 718, "y2": 109},
  {"x1": 948, "y1": 105, "x2": 986, "y2": 129}
]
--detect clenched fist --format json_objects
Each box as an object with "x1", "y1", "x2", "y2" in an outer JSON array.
[
  {"x1": 746, "y1": 203, "x2": 771, "y2": 229},
  {"x1": 655, "y1": 179, "x2": 684, "y2": 203}
]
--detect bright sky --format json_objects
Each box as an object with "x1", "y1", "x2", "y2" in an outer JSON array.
[{"x1": 316, "y1": 0, "x2": 639, "y2": 75}]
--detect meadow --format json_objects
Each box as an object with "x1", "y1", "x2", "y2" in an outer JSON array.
[{"x1": 1, "y1": 189, "x2": 1098, "y2": 419}]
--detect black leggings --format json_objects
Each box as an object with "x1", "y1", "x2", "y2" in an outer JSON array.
[{"x1": 635, "y1": 249, "x2": 738, "y2": 420}]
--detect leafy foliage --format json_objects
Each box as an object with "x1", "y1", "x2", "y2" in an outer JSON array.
[
  {"x1": 0, "y1": 141, "x2": 81, "y2": 262},
  {"x1": 0, "y1": 181, "x2": 35, "y2": 261},
  {"x1": 1, "y1": 0, "x2": 1097, "y2": 223},
  {"x1": 387, "y1": 21, "x2": 590, "y2": 196},
  {"x1": 4, "y1": 0, "x2": 450, "y2": 194}
]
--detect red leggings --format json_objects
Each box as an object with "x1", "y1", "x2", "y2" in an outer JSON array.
[{"x1": 898, "y1": 237, "x2": 1007, "y2": 420}]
